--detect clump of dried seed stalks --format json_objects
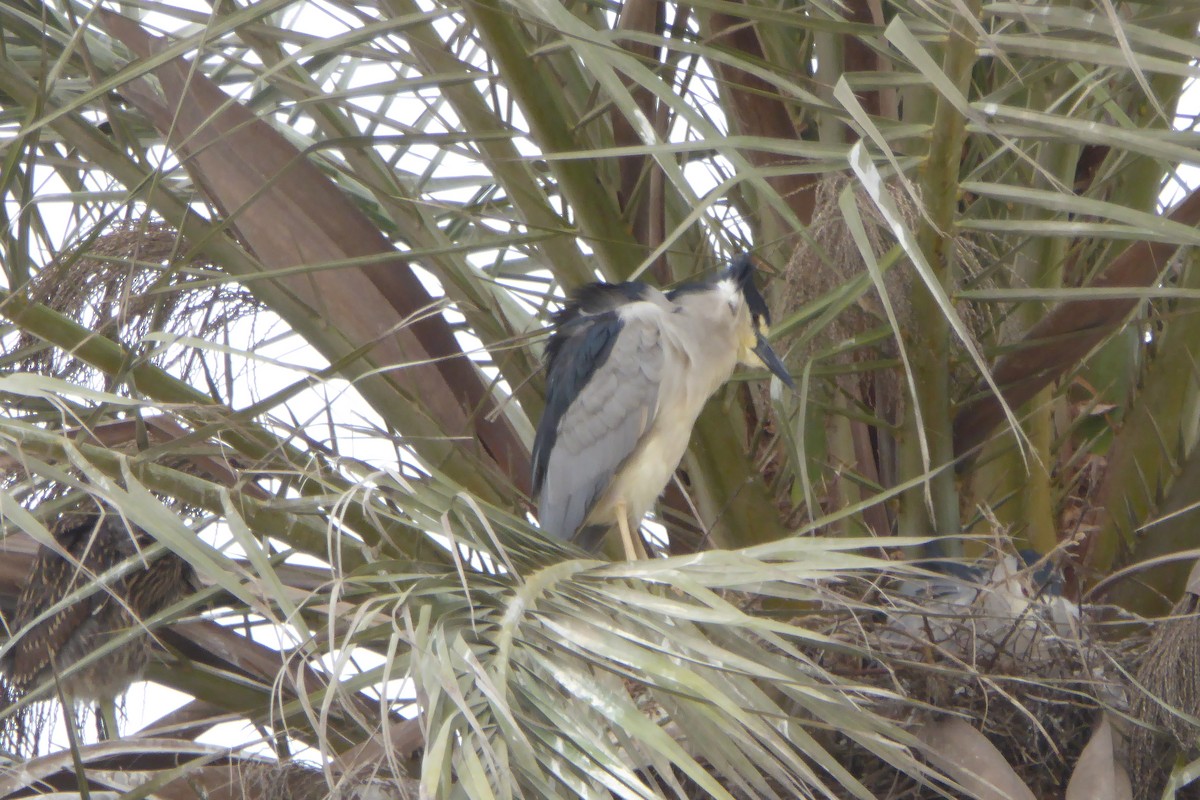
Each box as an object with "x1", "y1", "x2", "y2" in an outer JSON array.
[{"x1": 11, "y1": 217, "x2": 259, "y2": 388}]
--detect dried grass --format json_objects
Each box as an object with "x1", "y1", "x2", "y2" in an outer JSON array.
[
  {"x1": 179, "y1": 760, "x2": 418, "y2": 800},
  {"x1": 244, "y1": 761, "x2": 333, "y2": 800},
  {"x1": 630, "y1": 555, "x2": 1140, "y2": 798},
  {"x1": 780, "y1": 175, "x2": 995, "y2": 387}
]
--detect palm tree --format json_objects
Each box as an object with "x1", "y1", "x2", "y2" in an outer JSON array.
[{"x1": 1, "y1": 0, "x2": 1198, "y2": 796}]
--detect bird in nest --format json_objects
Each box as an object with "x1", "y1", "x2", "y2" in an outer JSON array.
[
  {"x1": 1, "y1": 505, "x2": 195, "y2": 738},
  {"x1": 532, "y1": 255, "x2": 793, "y2": 559}
]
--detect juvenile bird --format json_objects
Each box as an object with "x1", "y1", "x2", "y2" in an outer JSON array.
[{"x1": 1, "y1": 506, "x2": 194, "y2": 737}]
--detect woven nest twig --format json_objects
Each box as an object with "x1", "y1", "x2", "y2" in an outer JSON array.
[{"x1": 627, "y1": 566, "x2": 1134, "y2": 798}]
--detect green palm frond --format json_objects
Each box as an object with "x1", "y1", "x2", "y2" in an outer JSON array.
[{"x1": 3, "y1": 0, "x2": 1200, "y2": 796}]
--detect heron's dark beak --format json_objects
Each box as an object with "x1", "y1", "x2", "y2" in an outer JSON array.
[{"x1": 754, "y1": 333, "x2": 795, "y2": 389}]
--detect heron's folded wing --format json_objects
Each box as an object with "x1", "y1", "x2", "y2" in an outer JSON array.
[{"x1": 534, "y1": 311, "x2": 663, "y2": 543}]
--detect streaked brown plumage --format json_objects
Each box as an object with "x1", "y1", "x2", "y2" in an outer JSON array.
[{"x1": 1, "y1": 507, "x2": 193, "y2": 706}]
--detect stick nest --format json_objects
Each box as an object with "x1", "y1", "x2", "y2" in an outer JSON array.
[{"x1": 811, "y1": 559, "x2": 1135, "y2": 798}]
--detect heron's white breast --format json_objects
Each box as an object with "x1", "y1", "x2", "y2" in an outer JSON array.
[{"x1": 605, "y1": 404, "x2": 698, "y2": 524}]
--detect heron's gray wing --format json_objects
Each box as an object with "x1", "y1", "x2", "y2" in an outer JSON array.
[
  {"x1": 535, "y1": 312, "x2": 663, "y2": 543},
  {"x1": 533, "y1": 308, "x2": 623, "y2": 497}
]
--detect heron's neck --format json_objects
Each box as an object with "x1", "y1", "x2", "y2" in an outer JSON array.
[{"x1": 665, "y1": 289, "x2": 744, "y2": 397}]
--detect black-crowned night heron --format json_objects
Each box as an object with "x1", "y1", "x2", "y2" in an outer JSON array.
[
  {"x1": 532, "y1": 255, "x2": 793, "y2": 559},
  {"x1": 1, "y1": 506, "x2": 193, "y2": 737}
]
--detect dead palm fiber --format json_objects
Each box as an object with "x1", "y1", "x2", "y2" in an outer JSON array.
[{"x1": 1129, "y1": 559, "x2": 1200, "y2": 799}]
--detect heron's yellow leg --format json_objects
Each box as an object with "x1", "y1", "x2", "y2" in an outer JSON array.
[{"x1": 615, "y1": 502, "x2": 647, "y2": 560}]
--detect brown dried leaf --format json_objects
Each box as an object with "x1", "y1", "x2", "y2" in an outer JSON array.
[
  {"x1": 917, "y1": 717, "x2": 1035, "y2": 800},
  {"x1": 1066, "y1": 716, "x2": 1132, "y2": 800}
]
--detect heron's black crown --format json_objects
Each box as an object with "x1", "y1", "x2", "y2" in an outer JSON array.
[
  {"x1": 666, "y1": 254, "x2": 771, "y2": 329},
  {"x1": 726, "y1": 254, "x2": 771, "y2": 330}
]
